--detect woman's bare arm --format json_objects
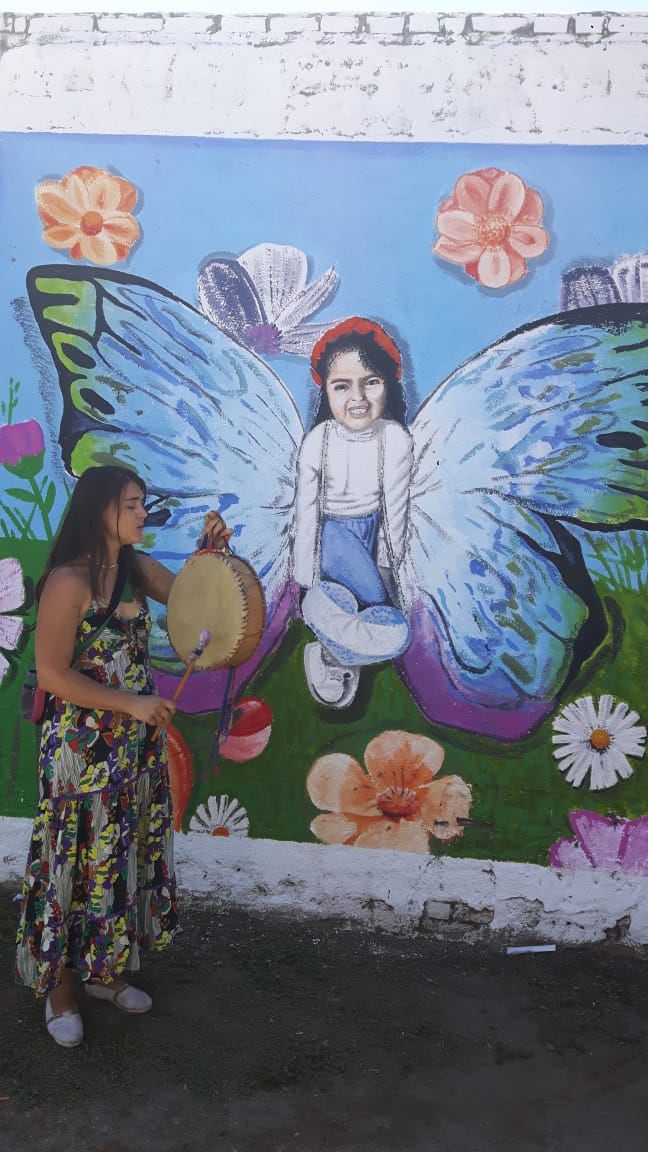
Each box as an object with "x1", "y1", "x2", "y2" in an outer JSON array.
[
  {"x1": 138, "y1": 512, "x2": 233, "y2": 605},
  {"x1": 138, "y1": 554, "x2": 175, "y2": 606}
]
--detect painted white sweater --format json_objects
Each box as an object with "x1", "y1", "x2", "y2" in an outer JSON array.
[{"x1": 292, "y1": 418, "x2": 413, "y2": 591}]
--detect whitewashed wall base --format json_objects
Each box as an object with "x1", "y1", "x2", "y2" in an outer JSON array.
[{"x1": 2, "y1": 816, "x2": 647, "y2": 945}]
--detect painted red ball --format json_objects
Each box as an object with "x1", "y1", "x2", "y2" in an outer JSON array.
[{"x1": 220, "y1": 697, "x2": 273, "y2": 762}]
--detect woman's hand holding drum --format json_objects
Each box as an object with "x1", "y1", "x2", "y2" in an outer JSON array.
[{"x1": 201, "y1": 511, "x2": 233, "y2": 552}]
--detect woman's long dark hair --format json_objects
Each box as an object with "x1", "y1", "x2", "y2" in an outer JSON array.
[
  {"x1": 37, "y1": 465, "x2": 147, "y2": 603},
  {"x1": 310, "y1": 326, "x2": 407, "y2": 429}
]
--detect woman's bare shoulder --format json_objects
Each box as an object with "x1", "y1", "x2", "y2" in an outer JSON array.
[{"x1": 40, "y1": 564, "x2": 91, "y2": 600}]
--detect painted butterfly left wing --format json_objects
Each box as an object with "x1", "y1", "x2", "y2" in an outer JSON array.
[{"x1": 26, "y1": 264, "x2": 304, "y2": 710}]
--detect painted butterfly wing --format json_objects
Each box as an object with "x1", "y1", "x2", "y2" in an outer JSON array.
[
  {"x1": 400, "y1": 305, "x2": 648, "y2": 740},
  {"x1": 26, "y1": 265, "x2": 303, "y2": 707}
]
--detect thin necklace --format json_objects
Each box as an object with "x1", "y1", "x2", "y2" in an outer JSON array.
[{"x1": 88, "y1": 555, "x2": 119, "y2": 570}]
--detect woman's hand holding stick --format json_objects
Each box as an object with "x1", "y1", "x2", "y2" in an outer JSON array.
[{"x1": 151, "y1": 628, "x2": 211, "y2": 740}]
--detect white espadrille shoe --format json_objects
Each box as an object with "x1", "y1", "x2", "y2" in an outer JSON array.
[
  {"x1": 45, "y1": 996, "x2": 84, "y2": 1048},
  {"x1": 84, "y1": 982, "x2": 153, "y2": 1014}
]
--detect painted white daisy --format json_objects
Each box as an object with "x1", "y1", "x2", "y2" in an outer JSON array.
[
  {"x1": 0, "y1": 556, "x2": 26, "y2": 684},
  {"x1": 552, "y1": 694, "x2": 646, "y2": 791},
  {"x1": 189, "y1": 794, "x2": 250, "y2": 838}
]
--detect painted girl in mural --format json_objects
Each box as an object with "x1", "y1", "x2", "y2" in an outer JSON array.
[
  {"x1": 293, "y1": 319, "x2": 413, "y2": 707},
  {"x1": 15, "y1": 464, "x2": 230, "y2": 1048}
]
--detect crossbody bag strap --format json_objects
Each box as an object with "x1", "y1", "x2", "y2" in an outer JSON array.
[{"x1": 72, "y1": 558, "x2": 131, "y2": 663}]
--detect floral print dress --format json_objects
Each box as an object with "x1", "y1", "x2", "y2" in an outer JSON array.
[{"x1": 15, "y1": 601, "x2": 178, "y2": 996}]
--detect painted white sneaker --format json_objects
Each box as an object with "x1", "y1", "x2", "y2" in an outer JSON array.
[
  {"x1": 45, "y1": 996, "x2": 84, "y2": 1048},
  {"x1": 304, "y1": 642, "x2": 359, "y2": 708},
  {"x1": 84, "y1": 982, "x2": 153, "y2": 1014}
]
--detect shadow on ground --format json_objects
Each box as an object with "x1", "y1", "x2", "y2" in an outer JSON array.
[{"x1": 2, "y1": 883, "x2": 648, "y2": 1151}]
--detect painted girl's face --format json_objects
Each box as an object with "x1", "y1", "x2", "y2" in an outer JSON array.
[
  {"x1": 102, "y1": 480, "x2": 147, "y2": 547},
  {"x1": 324, "y1": 349, "x2": 387, "y2": 433}
]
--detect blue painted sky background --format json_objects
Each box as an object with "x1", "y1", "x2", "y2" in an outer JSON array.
[{"x1": 1, "y1": 132, "x2": 646, "y2": 494}]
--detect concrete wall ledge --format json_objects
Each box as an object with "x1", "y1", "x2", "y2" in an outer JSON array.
[{"x1": 3, "y1": 816, "x2": 648, "y2": 946}]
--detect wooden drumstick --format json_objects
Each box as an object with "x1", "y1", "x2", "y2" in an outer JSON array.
[{"x1": 152, "y1": 628, "x2": 211, "y2": 740}]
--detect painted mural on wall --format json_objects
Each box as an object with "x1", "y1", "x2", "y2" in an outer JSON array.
[{"x1": 1, "y1": 135, "x2": 646, "y2": 870}]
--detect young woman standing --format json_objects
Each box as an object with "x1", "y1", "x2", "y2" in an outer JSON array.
[{"x1": 15, "y1": 465, "x2": 231, "y2": 1047}]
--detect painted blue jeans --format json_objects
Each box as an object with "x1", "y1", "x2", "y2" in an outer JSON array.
[
  {"x1": 319, "y1": 512, "x2": 389, "y2": 608},
  {"x1": 303, "y1": 512, "x2": 411, "y2": 665}
]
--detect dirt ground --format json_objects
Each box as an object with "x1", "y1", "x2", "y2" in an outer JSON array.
[{"x1": 1, "y1": 882, "x2": 648, "y2": 1152}]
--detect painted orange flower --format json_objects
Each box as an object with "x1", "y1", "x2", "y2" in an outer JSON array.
[
  {"x1": 307, "y1": 730, "x2": 472, "y2": 854},
  {"x1": 434, "y1": 168, "x2": 549, "y2": 289},
  {"x1": 35, "y1": 165, "x2": 140, "y2": 265}
]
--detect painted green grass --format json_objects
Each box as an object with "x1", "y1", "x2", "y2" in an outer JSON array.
[
  {"x1": 2, "y1": 534, "x2": 647, "y2": 867},
  {"x1": 178, "y1": 589, "x2": 648, "y2": 867},
  {"x1": 583, "y1": 530, "x2": 648, "y2": 594}
]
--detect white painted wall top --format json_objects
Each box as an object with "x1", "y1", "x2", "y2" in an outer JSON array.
[{"x1": 2, "y1": 10, "x2": 648, "y2": 141}]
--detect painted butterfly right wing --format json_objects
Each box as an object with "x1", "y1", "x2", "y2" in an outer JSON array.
[{"x1": 399, "y1": 304, "x2": 648, "y2": 741}]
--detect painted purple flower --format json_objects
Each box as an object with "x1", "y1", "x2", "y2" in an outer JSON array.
[
  {"x1": 549, "y1": 810, "x2": 648, "y2": 875},
  {"x1": 0, "y1": 416, "x2": 56, "y2": 537},
  {"x1": 198, "y1": 243, "x2": 339, "y2": 357},
  {"x1": 561, "y1": 251, "x2": 648, "y2": 310},
  {"x1": 0, "y1": 418, "x2": 45, "y2": 466}
]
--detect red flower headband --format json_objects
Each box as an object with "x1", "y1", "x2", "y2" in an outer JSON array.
[{"x1": 310, "y1": 317, "x2": 402, "y2": 387}]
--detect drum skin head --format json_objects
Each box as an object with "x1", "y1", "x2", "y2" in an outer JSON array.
[{"x1": 166, "y1": 552, "x2": 265, "y2": 670}]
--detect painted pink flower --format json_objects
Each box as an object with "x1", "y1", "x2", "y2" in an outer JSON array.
[
  {"x1": 0, "y1": 419, "x2": 45, "y2": 467},
  {"x1": 549, "y1": 810, "x2": 648, "y2": 875},
  {"x1": 434, "y1": 168, "x2": 549, "y2": 289},
  {"x1": 36, "y1": 165, "x2": 139, "y2": 265},
  {"x1": 307, "y1": 730, "x2": 472, "y2": 854}
]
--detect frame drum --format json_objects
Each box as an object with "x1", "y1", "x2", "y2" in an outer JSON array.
[{"x1": 166, "y1": 551, "x2": 266, "y2": 670}]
